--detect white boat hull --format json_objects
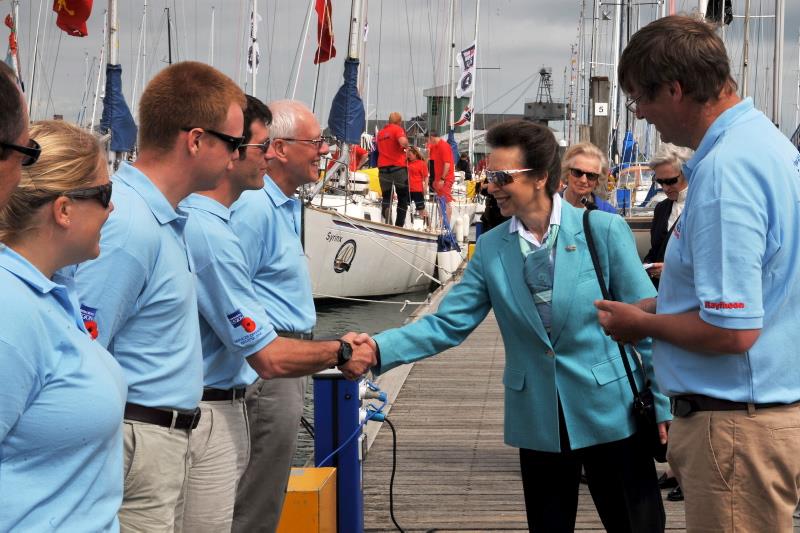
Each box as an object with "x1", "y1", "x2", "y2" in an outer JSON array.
[{"x1": 304, "y1": 205, "x2": 440, "y2": 299}]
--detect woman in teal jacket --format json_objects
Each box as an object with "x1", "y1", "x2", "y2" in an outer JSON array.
[{"x1": 366, "y1": 120, "x2": 669, "y2": 532}]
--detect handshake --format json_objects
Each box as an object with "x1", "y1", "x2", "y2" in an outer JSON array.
[{"x1": 338, "y1": 332, "x2": 378, "y2": 380}]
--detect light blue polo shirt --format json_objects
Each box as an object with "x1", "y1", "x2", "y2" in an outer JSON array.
[
  {"x1": 182, "y1": 193, "x2": 278, "y2": 389},
  {"x1": 230, "y1": 176, "x2": 316, "y2": 333},
  {"x1": 0, "y1": 246, "x2": 126, "y2": 532},
  {"x1": 70, "y1": 162, "x2": 204, "y2": 411},
  {"x1": 655, "y1": 98, "x2": 800, "y2": 403}
]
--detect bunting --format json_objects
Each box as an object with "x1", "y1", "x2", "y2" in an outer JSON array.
[
  {"x1": 4, "y1": 14, "x2": 23, "y2": 89},
  {"x1": 53, "y1": 0, "x2": 93, "y2": 38},
  {"x1": 452, "y1": 106, "x2": 473, "y2": 128},
  {"x1": 247, "y1": 11, "x2": 261, "y2": 74},
  {"x1": 313, "y1": 0, "x2": 336, "y2": 64},
  {"x1": 455, "y1": 41, "x2": 476, "y2": 98}
]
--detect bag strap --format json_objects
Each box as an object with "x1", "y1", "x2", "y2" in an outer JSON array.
[{"x1": 582, "y1": 210, "x2": 645, "y2": 407}]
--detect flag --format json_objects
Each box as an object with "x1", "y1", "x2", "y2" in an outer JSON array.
[
  {"x1": 452, "y1": 106, "x2": 473, "y2": 128},
  {"x1": 313, "y1": 0, "x2": 335, "y2": 64},
  {"x1": 4, "y1": 14, "x2": 23, "y2": 89},
  {"x1": 100, "y1": 64, "x2": 137, "y2": 152},
  {"x1": 455, "y1": 41, "x2": 476, "y2": 98},
  {"x1": 247, "y1": 11, "x2": 261, "y2": 74},
  {"x1": 53, "y1": 0, "x2": 93, "y2": 38}
]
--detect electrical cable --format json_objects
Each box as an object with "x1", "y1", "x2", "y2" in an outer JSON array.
[{"x1": 384, "y1": 417, "x2": 405, "y2": 533}]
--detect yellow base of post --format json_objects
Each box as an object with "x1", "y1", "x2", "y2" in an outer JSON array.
[
  {"x1": 468, "y1": 242, "x2": 476, "y2": 260},
  {"x1": 276, "y1": 467, "x2": 337, "y2": 533}
]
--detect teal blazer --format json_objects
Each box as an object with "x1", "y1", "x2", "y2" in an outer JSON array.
[{"x1": 373, "y1": 203, "x2": 670, "y2": 452}]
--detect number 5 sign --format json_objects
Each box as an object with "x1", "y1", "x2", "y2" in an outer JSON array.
[{"x1": 594, "y1": 103, "x2": 609, "y2": 116}]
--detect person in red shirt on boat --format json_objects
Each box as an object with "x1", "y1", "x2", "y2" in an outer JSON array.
[
  {"x1": 406, "y1": 146, "x2": 429, "y2": 227},
  {"x1": 327, "y1": 143, "x2": 369, "y2": 173},
  {"x1": 376, "y1": 112, "x2": 410, "y2": 226},
  {"x1": 427, "y1": 130, "x2": 455, "y2": 221}
]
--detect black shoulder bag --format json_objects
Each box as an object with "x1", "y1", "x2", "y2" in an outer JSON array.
[{"x1": 582, "y1": 210, "x2": 668, "y2": 463}]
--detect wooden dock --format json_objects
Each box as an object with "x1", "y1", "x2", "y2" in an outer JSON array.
[{"x1": 362, "y1": 308, "x2": 688, "y2": 532}]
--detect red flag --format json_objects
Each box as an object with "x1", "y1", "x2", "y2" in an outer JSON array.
[
  {"x1": 52, "y1": 0, "x2": 93, "y2": 38},
  {"x1": 313, "y1": 0, "x2": 336, "y2": 64}
]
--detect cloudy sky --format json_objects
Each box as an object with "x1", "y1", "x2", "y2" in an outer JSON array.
[{"x1": 5, "y1": 0, "x2": 800, "y2": 136}]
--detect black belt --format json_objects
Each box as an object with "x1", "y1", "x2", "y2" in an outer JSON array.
[
  {"x1": 671, "y1": 394, "x2": 799, "y2": 417},
  {"x1": 124, "y1": 403, "x2": 201, "y2": 430},
  {"x1": 276, "y1": 330, "x2": 314, "y2": 340},
  {"x1": 202, "y1": 387, "x2": 246, "y2": 402},
  {"x1": 379, "y1": 166, "x2": 404, "y2": 173}
]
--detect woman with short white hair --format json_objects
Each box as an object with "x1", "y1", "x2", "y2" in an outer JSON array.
[
  {"x1": 643, "y1": 143, "x2": 693, "y2": 288},
  {"x1": 560, "y1": 142, "x2": 617, "y2": 213}
]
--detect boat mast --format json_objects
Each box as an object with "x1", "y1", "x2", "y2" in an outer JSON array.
[
  {"x1": 795, "y1": 28, "x2": 799, "y2": 129},
  {"x1": 251, "y1": 0, "x2": 258, "y2": 96},
  {"x1": 468, "y1": 0, "x2": 481, "y2": 162},
  {"x1": 89, "y1": 10, "x2": 108, "y2": 133},
  {"x1": 291, "y1": 0, "x2": 315, "y2": 100},
  {"x1": 448, "y1": 0, "x2": 456, "y2": 133},
  {"x1": 741, "y1": 0, "x2": 751, "y2": 98},
  {"x1": 209, "y1": 6, "x2": 215, "y2": 66},
  {"x1": 166, "y1": 7, "x2": 173, "y2": 65},
  {"x1": 772, "y1": 0, "x2": 785, "y2": 126},
  {"x1": 609, "y1": 0, "x2": 622, "y2": 162}
]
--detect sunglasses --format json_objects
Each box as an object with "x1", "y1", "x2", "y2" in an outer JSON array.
[
  {"x1": 569, "y1": 168, "x2": 601, "y2": 182},
  {"x1": 32, "y1": 182, "x2": 113, "y2": 209},
  {"x1": 238, "y1": 138, "x2": 272, "y2": 155},
  {"x1": 278, "y1": 136, "x2": 334, "y2": 149},
  {"x1": 484, "y1": 168, "x2": 532, "y2": 186},
  {"x1": 625, "y1": 94, "x2": 644, "y2": 114},
  {"x1": 655, "y1": 176, "x2": 680, "y2": 186},
  {"x1": 182, "y1": 127, "x2": 245, "y2": 153},
  {"x1": 1, "y1": 138, "x2": 42, "y2": 166}
]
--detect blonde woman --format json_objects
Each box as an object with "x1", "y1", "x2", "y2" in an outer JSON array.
[
  {"x1": 561, "y1": 142, "x2": 617, "y2": 213},
  {"x1": 0, "y1": 121, "x2": 125, "y2": 532}
]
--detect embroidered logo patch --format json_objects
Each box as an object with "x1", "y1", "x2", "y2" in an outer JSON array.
[
  {"x1": 80, "y1": 304, "x2": 97, "y2": 322},
  {"x1": 227, "y1": 310, "x2": 256, "y2": 332}
]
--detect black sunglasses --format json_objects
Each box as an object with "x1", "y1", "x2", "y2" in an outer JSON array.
[
  {"x1": 484, "y1": 168, "x2": 532, "y2": 186},
  {"x1": 182, "y1": 127, "x2": 245, "y2": 153},
  {"x1": 238, "y1": 138, "x2": 272, "y2": 155},
  {"x1": 1, "y1": 138, "x2": 41, "y2": 166},
  {"x1": 655, "y1": 176, "x2": 680, "y2": 186},
  {"x1": 32, "y1": 182, "x2": 113, "y2": 209},
  {"x1": 569, "y1": 167, "x2": 601, "y2": 182}
]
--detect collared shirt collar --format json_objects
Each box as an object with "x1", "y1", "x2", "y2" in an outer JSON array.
[
  {"x1": 263, "y1": 174, "x2": 296, "y2": 208},
  {"x1": 0, "y1": 245, "x2": 60, "y2": 295},
  {"x1": 181, "y1": 193, "x2": 231, "y2": 222},
  {"x1": 684, "y1": 98, "x2": 753, "y2": 181},
  {"x1": 676, "y1": 186, "x2": 688, "y2": 205},
  {"x1": 115, "y1": 162, "x2": 186, "y2": 226},
  {"x1": 509, "y1": 193, "x2": 563, "y2": 248}
]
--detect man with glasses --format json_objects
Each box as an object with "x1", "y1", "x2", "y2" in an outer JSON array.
[
  {"x1": 230, "y1": 100, "x2": 357, "y2": 533},
  {"x1": 597, "y1": 16, "x2": 800, "y2": 532},
  {"x1": 0, "y1": 62, "x2": 37, "y2": 208},
  {"x1": 179, "y1": 96, "x2": 373, "y2": 533},
  {"x1": 69, "y1": 61, "x2": 246, "y2": 533}
]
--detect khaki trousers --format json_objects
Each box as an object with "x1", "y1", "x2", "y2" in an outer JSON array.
[
  {"x1": 175, "y1": 398, "x2": 250, "y2": 533},
  {"x1": 232, "y1": 376, "x2": 307, "y2": 533},
  {"x1": 668, "y1": 403, "x2": 800, "y2": 533},
  {"x1": 119, "y1": 420, "x2": 191, "y2": 533}
]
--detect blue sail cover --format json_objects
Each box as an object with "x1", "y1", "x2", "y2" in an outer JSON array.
[
  {"x1": 100, "y1": 64, "x2": 137, "y2": 152},
  {"x1": 447, "y1": 128, "x2": 459, "y2": 162},
  {"x1": 328, "y1": 58, "x2": 365, "y2": 144}
]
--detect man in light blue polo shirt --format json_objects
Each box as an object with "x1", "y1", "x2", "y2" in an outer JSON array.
[
  {"x1": 230, "y1": 100, "x2": 350, "y2": 533},
  {"x1": 71, "y1": 62, "x2": 246, "y2": 533},
  {"x1": 179, "y1": 96, "x2": 373, "y2": 533},
  {"x1": 596, "y1": 16, "x2": 800, "y2": 532}
]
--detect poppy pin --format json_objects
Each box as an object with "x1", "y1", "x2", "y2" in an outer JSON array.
[
  {"x1": 241, "y1": 317, "x2": 256, "y2": 333},
  {"x1": 84, "y1": 320, "x2": 99, "y2": 340}
]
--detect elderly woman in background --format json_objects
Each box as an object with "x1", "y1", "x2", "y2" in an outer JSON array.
[
  {"x1": 0, "y1": 121, "x2": 126, "y2": 532},
  {"x1": 561, "y1": 142, "x2": 617, "y2": 213},
  {"x1": 355, "y1": 120, "x2": 669, "y2": 532},
  {"x1": 642, "y1": 144, "x2": 693, "y2": 288}
]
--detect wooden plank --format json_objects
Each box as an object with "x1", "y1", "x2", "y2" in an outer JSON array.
[{"x1": 362, "y1": 310, "x2": 690, "y2": 532}]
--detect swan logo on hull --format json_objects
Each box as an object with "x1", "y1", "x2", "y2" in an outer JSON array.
[{"x1": 333, "y1": 240, "x2": 357, "y2": 273}]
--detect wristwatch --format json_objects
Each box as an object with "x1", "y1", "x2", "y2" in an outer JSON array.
[{"x1": 337, "y1": 339, "x2": 353, "y2": 367}]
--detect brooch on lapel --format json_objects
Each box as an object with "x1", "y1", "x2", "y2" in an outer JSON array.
[{"x1": 565, "y1": 245, "x2": 577, "y2": 252}]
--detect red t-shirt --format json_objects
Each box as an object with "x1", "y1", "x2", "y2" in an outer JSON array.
[
  {"x1": 428, "y1": 139, "x2": 455, "y2": 183},
  {"x1": 376, "y1": 123, "x2": 407, "y2": 167},
  {"x1": 407, "y1": 159, "x2": 429, "y2": 193},
  {"x1": 350, "y1": 145, "x2": 368, "y2": 171}
]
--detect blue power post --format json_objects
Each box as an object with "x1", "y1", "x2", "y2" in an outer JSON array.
[{"x1": 313, "y1": 370, "x2": 364, "y2": 533}]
